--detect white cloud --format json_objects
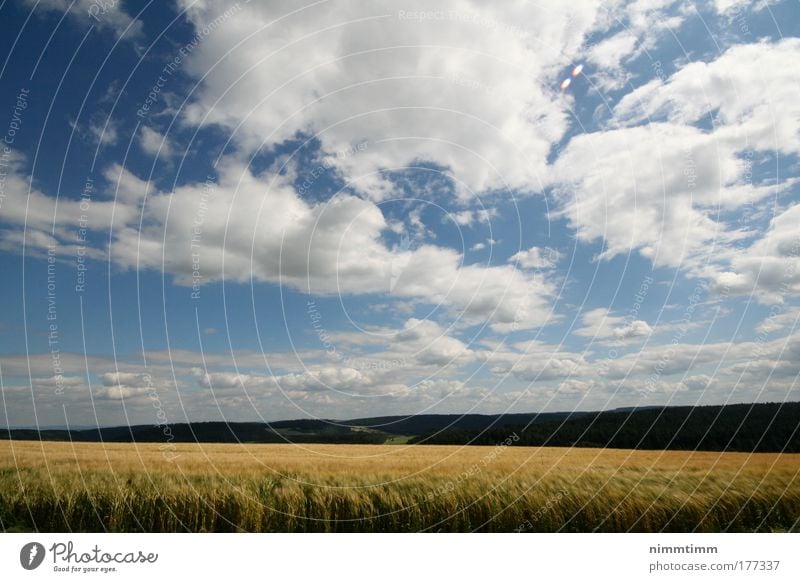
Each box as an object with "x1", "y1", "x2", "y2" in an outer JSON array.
[
  {"x1": 98, "y1": 372, "x2": 154, "y2": 400},
  {"x1": 756, "y1": 306, "x2": 800, "y2": 335},
  {"x1": 0, "y1": 155, "x2": 555, "y2": 330},
  {"x1": 3, "y1": 323, "x2": 800, "y2": 424},
  {"x1": 574, "y1": 307, "x2": 653, "y2": 341},
  {"x1": 583, "y1": 0, "x2": 686, "y2": 90},
  {"x1": 103, "y1": 162, "x2": 154, "y2": 203},
  {"x1": 393, "y1": 318, "x2": 473, "y2": 367},
  {"x1": 448, "y1": 208, "x2": 498, "y2": 227},
  {"x1": 452, "y1": 210, "x2": 477, "y2": 226},
  {"x1": 615, "y1": 39, "x2": 800, "y2": 157},
  {"x1": 705, "y1": 202, "x2": 800, "y2": 299},
  {"x1": 177, "y1": 0, "x2": 609, "y2": 199},
  {"x1": 483, "y1": 340, "x2": 588, "y2": 382},
  {"x1": 549, "y1": 123, "x2": 740, "y2": 268},
  {"x1": 508, "y1": 246, "x2": 561, "y2": 270},
  {"x1": 0, "y1": 152, "x2": 141, "y2": 255},
  {"x1": 138, "y1": 126, "x2": 174, "y2": 159},
  {"x1": 572, "y1": 38, "x2": 800, "y2": 300},
  {"x1": 26, "y1": 0, "x2": 144, "y2": 40},
  {"x1": 713, "y1": 0, "x2": 773, "y2": 15},
  {"x1": 68, "y1": 116, "x2": 119, "y2": 146},
  {"x1": 588, "y1": 33, "x2": 638, "y2": 70}
]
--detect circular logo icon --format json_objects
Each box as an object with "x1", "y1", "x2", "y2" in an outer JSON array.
[{"x1": 20, "y1": 542, "x2": 46, "y2": 570}]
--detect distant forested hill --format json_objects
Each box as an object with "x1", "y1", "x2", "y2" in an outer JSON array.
[
  {"x1": 2, "y1": 402, "x2": 797, "y2": 452},
  {"x1": 0, "y1": 412, "x2": 579, "y2": 445},
  {"x1": 409, "y1": 402, "x2": 800, "y2": 452}
]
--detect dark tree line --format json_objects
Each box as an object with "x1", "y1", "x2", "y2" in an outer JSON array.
[
  {"x1": 409, "y1": 402, "x2": 800, "y2": 452},
  {"x1": 0, "y1": 421, "x2": 388, "y2": 444},
  {"x1": 3, "y1": 402, "x2": 798, "y2": 451}
]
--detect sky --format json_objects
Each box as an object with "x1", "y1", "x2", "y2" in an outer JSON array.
[{"x1": 0, "y1": 0, "x2": 798, "y2": 428}]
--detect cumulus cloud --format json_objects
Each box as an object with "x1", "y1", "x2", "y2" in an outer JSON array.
[
  {"x1": 1, "y1": 150, "x2": 557, "y2": 331},
  {"x1": 449, "y1": 208, "x2": 497, "y2": 226},
  {"x1": 138, "y1": 126, "x2": 174, "y2": 159},
  {"x1": 584, "y1": 0, "x2": 687, "y2": 90},
  {"x1": 545, "y1": 39, "x2": 800, "y2": 302},
  {"x1": 588, "y1": 32, "x2": 638, "y2": 71},
  {"x1": 615, "y1": 39, "x2": 800, "y2": 157},
  {"x1": 104, "y1": 160, "x2": 555, "y2": 330},
  {"x1": 393, "y1": 318, "x2": 474, "y2": 367},
  {"x1": 176, "y1": 0, "x2": 609, "y2": 199},
  {"x1": 756, "y1": 306, "x2": 800, "y2": 335},
  {"x1": 574, "y1": 307, "x2": 653, "y2": 341},
  {"x1": 549, "y1": 122, "x2": 746, "y2": 269},
  {"x1": 508, "y1": 246, "x2": 561, "y2": 270},
  {"x1": 3, "y1": 323, "x2": 800, "y2": 424},
  {"x1": 704, "y1": 203, "x2": 800, "y2": 299},
  {"x1": 26, "y1": 0, "x2": 144, "y2": 40},
  {"x1": 713, "y1": 0, "x2": 775, "y2": 15},
  {"x1": 0, "y1": 152, "x2": 142, "y2": 256},
  {"x1": 98, "y1": 372, "x2": 154, "y2": 400}
]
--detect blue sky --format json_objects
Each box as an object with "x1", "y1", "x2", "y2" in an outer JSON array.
[{"x1": 1, "y1": 0, "x2": 799, "y2": 427}]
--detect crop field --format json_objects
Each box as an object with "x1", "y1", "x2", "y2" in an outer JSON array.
[{"x1": 1, "y1": 440, "x2": 798, "y2": 532}]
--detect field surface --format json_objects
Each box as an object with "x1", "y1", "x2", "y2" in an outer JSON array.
[{"x1": 1, "y1": 441, "x2": 798, "y2": 532}]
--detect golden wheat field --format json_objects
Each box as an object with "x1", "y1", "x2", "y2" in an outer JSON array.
[{"x1": 1, "y1": 440, "x2": 798, "y2": 532}]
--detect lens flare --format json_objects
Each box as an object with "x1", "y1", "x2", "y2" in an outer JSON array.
[
  {"x1": 571, "y1": 64, "x2": 584, "y2": 77},
  {"x1": 560, "y1": 78, "x2": 571, "y2": 90}
]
